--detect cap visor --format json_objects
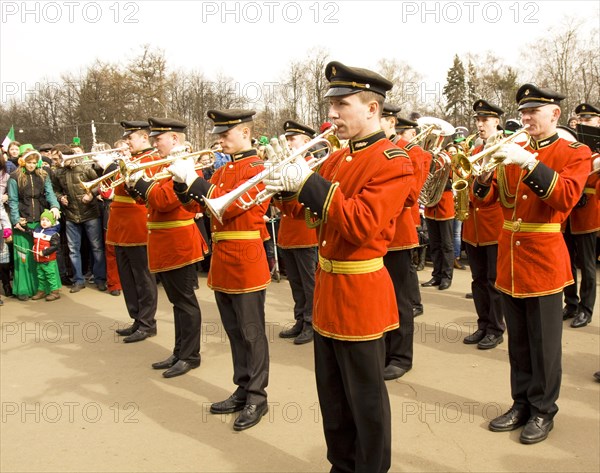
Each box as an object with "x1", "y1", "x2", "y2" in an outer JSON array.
[
  {"x1": 517, "y1": 101, "x2": 546, "y2": 111},
  {"x1": 324, "y1": 87, "x2": 362, "y2": 98},
  {"x1": 211, "y1": 125, "x2": 231, "y2": 134},
  {"x1": 149, "y1": 130, "x2": 167, "y2": 137}
]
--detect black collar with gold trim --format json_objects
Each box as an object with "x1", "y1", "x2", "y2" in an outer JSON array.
[
  {"x1": 529, "y1": 133, "x2": 559, "y2": 150},
  {"x1": 231, "y1": 148, "x2": 257, "y2": 162},
  {"x1": 349, "y1": 131, "x2": 386, "y2": 153}
]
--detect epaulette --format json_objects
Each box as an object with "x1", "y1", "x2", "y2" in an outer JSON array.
[
  {"x1": 568, "y1": 142, "x2": 584, "y2": 149},
  {"x1": 405, "y1": 142, "x2": 417, "y2": 150},
  {"x1": 384, "y1": 148, "x2": 409, "y2": 160}
]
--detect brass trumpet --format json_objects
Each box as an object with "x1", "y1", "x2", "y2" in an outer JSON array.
[
  {"x1": 204, "y1": 124, "x2": 339, "y2": 224},
  {"x1": 456, "y1": 127, "x2": 531, "y2": 177}
]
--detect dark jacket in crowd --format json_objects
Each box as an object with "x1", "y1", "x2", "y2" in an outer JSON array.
[{"x1": 52, "y1": 164, "x2": 101, "y2": 223}]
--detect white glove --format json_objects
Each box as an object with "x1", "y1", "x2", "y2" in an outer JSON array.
[
  {"x1": 94, "y1": 153, "x2": 115, "y2": 170},
  {"x1": 264, "y1": 158, "x2": 313, "y2": 193},
  {"x1": 167, "y1": 158, "x2": 197, "y2": 186},
  {"x1": 499, "y1": 143, "x2": 537, "y2": 168},
  {"x1": 592, "y1": 155, "x2": 600, "y2": 172},
  {"x1": 126, "y1": 163, "x2": 144, "y2": 186}
]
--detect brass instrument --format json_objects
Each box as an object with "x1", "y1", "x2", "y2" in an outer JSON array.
[
  {"x1": 416, "y1": 117, "x2": 455, "y2": 207},
  {"x1": 150, "y1": 157, "x2": 216, "y2": 181},
  {"x1": 456, "y1": 126, "x2": 531, "y2": 177},
  {"x1": 204, "y1": 125, "x2": 339, "y2": 224},
  {"x1": 109, "y1": 146, "x2": 216, "y2": 188},
  {"x1": 452, "y1": 178, "x2": 471, "y2": 221},
  {"x1": 61, "y1": 147, "x2": 128, "y2": 166}
]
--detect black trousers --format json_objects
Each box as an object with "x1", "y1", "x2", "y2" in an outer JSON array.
[
  {"x1": 314, "y1": 333, "x2": 391, "y2": 473},
  {"x1": 215, "y1": 290, "x2": 269, "y2": 404},
  {"x1": 160, "y1": 264, "x2": 201, "y2": 363},
  {"x1": 115, "y1": 245, "x2": 158, "y2": 332},
  {"x1": 563, "y1": 227, "x2": 597, "y2": 317},
  {"x1": 501, "y1": 292, "x2": 562, "y2": 419},
  {"x1": 465, "y1": 243, "x2": 505, "y2": 336},
  {"x1": 279, "y1": 247, "x2": 317, "y2": 324},
  {"x1": 384, "y1": 249, "x2": 419, "y2": 370},
  {"x1": 425, "y1": 218, "x2": 454, "y2": 281}
]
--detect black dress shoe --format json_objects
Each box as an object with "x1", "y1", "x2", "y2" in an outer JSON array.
[
  {"x1": 463, "y1": 329, "x2": 485, "y2": 344},
  {"x1": 233, "y1": 402, "x2": 269, "y2": 431},
  {"x1": 570, "y1": 311, "x2": 591, "y2": 328},
  {"x1": 593, "y1": 371, "x2": 600, "y2": 382},
  {"x1": 116, "y1": 323, "x2": 140, "y2": 336},
  {"x1": 413, "y1": 306, "x2": 424, "y2": 317},
  {"x1": 279, "y1": 321, "x2": 303, "y2": 339},
  {"x1": 162, "y1": 359, "x2": 200, "y2": 378},
  {"x1": 210, "y1": 393, "x2": 247, "y2": 414},
  {"x1": 562, "y1": 306, "x2": 578, "y2": 320},
  {"x1": 151, "y1": 355, "x2": 178, "y2": 370},
  {"x1": 520, "y1": 416, "x2": 554, "y2": 444},
  {"x1": 438, "y1": 279, "x2": 451, "y2": 290},
  {"x1": 383, "y1": 364, "x2": 409, "y2": 380},
  {"x1": 477, "y1": 333, "x2": 504, "y2": 350},
  {"x1": 489, "y1": 407, "x2": 529, "y2": 432},
  {"x1": 465, "y1": 293, "x2": 473, "y2": 299},
  {"x1": 421, "y1": 278, "x2": 441, "y2": 287},
  {"x1": 294, "y1": 325, "x2": 314, "y2": 345},
  {"x1": 123, "y1": 329, "x2": 156, "y2": 343}
]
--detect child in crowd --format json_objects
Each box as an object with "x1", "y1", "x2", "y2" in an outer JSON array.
[
  {"x1": 0, "y1": 205, "x2": 11, "y2": 306},
  {"x1": 28, "y1": 209, "x2": 62, "y2": 301}
]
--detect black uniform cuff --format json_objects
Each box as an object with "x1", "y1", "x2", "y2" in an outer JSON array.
[
  {"x1": 103, "y1": 162, "x2": 119, "y2": 175},
  {"x1": 175, "y1": 177, "x2": 211, "y2": 204},
  {"x1": 130, "y1": 176, "x2": 155, "y2": 201},
  {"x1": 173, "y1": 181, "x2": 192, "y2": 204},
  {"x1": 298, "y1": 173, "x2": 334, "y2": 220},
  {"x1": 473, "y1": 179, "x2": 491, "y2": 199},
  {"x1": 522, "y1": 161, "x2": 557, "y2": 200}
]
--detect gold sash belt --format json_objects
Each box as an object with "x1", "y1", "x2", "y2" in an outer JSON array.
[
  {"x1": 212, "y1": 230, "x2": 261, "y2": 243},
  {"x1": 147, "y1": 219, "x2": 194, "y2": 230},
  {"x1": 502, "y1": 220, "x2": 561, "y2": 233},
  {"x1": 318, "y1": 255, "x2": 384, "y2": 274}
]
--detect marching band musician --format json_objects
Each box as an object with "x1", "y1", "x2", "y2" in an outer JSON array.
[
  {"x1": 275, "y1": 120, "x2": 318, "y2": 345},
  {"x1": 421, "y1": 127, "x2": 455, "y2": 291},
  {"x1": 396, "y1": 117, "x2": 432, "y2": 275},
  {"x1": 462, "y1": 100, "x2": 506, "y2": 350},
  {"x1": 94, "y1": 121, "x2": 159, "y2": 343},
  {"x1": 126, "y1": 117, "x2": 207, "y2": 378},
  {"x1": 168, "y1": 109, "x2": 271, "y2": 431},
  {"x1": 379, "y1": 103, "x2": 423, "y2": 380},
  {"x1": 474, "y1": 84, "x2": 591, "y2": 444},
  {"x1": 264, "y1": 61, "x2": 414, "y2": 473},
  {"x1": 561, "y1": 103, "x2": 600, "y2": 328}
]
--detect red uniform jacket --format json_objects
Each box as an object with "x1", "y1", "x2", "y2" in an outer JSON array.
[
  {"x1": 462, "y1": 145, "x2": 504, "y2": 246},
  {"x1": 106, "y1": 148, "x2": 156, "y2": 246},
  {"x1": 564, "y1": 154, "x2": 599, "y2": 234},
  {"x1": 177, "y1": 150, "x2": 271, "y2": 294},
  {"x1": 130, "y1": 161, "x2": 207, "y2": 273},
  {"x1": 296, "y1": 131, "x2": 414, "y2": 341},
  {"x1": 388, "y1": 136, "x2": 419, "y2": 250},
  {"x1": 474, "y1": 134, "x2": 591, "y2": 297},
  {"x1": 273, "y1": 156, "x2": 318, "y2": 249}
]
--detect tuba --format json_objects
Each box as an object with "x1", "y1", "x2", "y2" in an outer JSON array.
[{"x1": 416, "y1": 117, "x2": 455, "y2": 207}]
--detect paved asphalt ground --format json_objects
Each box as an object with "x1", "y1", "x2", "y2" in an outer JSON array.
[{"x1": 1, "y1": 263, "x2": 598, "y2": 473}]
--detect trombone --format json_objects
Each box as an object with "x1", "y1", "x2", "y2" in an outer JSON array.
[
  {"x1": 204, "y1": 124, "x2": 339, "y2": 224},
  {"x1": 61, "y1": 147, "x2": 128, "y2": 166},
  {"x1": 109, "y1": 147, "x2": 216, "y2": 188}
]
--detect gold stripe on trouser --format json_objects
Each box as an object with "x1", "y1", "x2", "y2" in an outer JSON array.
[
  {"x1": 147, "y1": 219, "x2": 194, "y2": 230},
  {"x1": 113, "y1": 195, "x2": 136, "y2": 204},
  {"x1": 318, "y1": 254, "x2": 384, "y2": 274},
  {"x1": 212, "y1": 230, "x2": 261, "y2": 243},
  {"x1": 502, "y1": 220, "x2": 561, "y2": 233},
  {"x1": 583, "y1": 187, "x2": 596, "y2": 195}
]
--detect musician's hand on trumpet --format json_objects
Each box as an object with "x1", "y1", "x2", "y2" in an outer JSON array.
[
  {"x1": 496, "y1": 143, "x2": 537, "y2": 169},
  {"x1": 167, "y1": 157, "x2": 198, "y2": 187},
  {"x1": 125, "y1": 163, "x2": 145, "y2": 187},
  {"x1": 94, "y1": 153, "x2": 116, "y2": 171},
  {"x1": 264, "y1": 157, "x2": 313, "y2": 193}
]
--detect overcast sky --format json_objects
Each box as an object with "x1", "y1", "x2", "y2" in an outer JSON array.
[{"x1": 1, "y1": 0, "x2": 599, "y2": 103}]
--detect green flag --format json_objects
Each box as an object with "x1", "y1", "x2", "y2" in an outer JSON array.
[{"x1": 2, "y1": 126, "x2": 15, "y2": 149}]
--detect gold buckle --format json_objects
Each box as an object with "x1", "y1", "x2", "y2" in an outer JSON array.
[
  {"x1": 512, "y1": 221, "x2": 521, "y2": 232},
  {"x1": 320, "y1": 258, "x2": 333, "y2": 273}
]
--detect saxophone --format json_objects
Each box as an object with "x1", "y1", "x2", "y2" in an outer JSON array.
[{"x1": 452, "y1": 177, "x2": 471, "y2": 221}]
